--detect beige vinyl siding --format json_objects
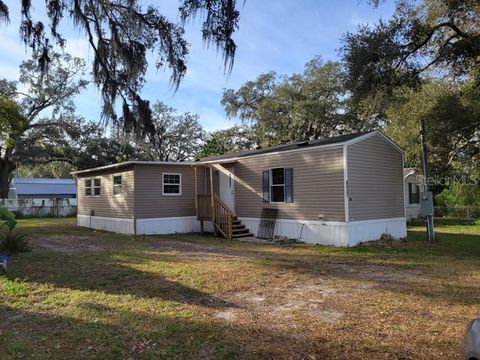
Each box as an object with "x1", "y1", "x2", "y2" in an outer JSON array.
[
  {"x1": 77, "y1": 167, "x2": 135, "y2": 218},
  {"x1": 234, "y1": 146, "x2": 345, "y2": 221},
  {"x1": 347, "y1": 134, "x2": 405, "y2": 221},
  {"x1": 134, "y1": 164, "x2": 198, "y2": 219}
]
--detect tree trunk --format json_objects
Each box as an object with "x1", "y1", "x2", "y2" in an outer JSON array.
[{"x1": 0, "y1": 159, "x2": 16, "y2": 199}]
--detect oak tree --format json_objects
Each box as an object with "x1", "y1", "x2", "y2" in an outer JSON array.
[{"x1": 0, "y1": 0, "x2": 241, "y2": 136}]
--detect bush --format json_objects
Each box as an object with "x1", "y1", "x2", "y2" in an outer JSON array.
[
  {"x1": 0, "y1": 230, "x2": 29, "y2": 254},
  {"x1": 0, "y1": 207, "x2": 29, "y2": 254},
  {"x1": 0, "y1": 207, "x2": 17, "y2": 230}
]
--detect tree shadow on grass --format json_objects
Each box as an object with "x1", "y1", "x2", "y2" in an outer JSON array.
[
  {"x1": 249, "y1": 230, "x2": 480, "y2": 306},
  {"x1": 0, "y1": 303, "x2": 333, "y2": 360},
  {"x1": 14, "y1": 226, "x2": 480, "y2": 308},
  {"x1": 7, "y1": 250, "x2": 232, "y2": 309}
]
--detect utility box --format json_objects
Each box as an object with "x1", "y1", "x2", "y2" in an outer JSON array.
[{"x1": 420, "y1": 191, "x2": 434, "y2": 216}]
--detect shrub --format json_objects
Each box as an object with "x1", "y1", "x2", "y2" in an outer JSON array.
[
  {"x1": 0, "y1": 207, "x2": 29, "y2": 254},
  {"x1": 0, "y1": 231, "x2": 29, "y2": 254},
  {"x1": 0, "y1": 207, "x2": 17, "y2": 231}
]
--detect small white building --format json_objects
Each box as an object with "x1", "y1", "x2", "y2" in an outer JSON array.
[{"x1": 404, "y1": 168, "x2": 423, "y2": 220}]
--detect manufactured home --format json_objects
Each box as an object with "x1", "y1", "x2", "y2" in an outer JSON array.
[{"x1": 73, "y1": 130, "x2": 407, "y2": 246}]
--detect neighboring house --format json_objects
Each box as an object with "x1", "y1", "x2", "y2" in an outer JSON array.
[
  {"x1": 404, "y1": 168, "x2": 423, "y2": 220},
  {"x1": 8, "y1": 178, "x2": 77, "y2": 199},
  {"x1": 2, "y1": 178, "x2": 77, "y2": 217},
  {"x1": 73, "y1": 130, "x2": 407, "y2": 247}
]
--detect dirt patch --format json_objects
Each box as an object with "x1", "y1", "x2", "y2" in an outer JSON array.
[
  {"x1": 144, "y1": 240, "x2": 262, "y2": 261},
  {"x1": 214, "y1": 307, "x2": 241, "y2": 321},
  {"x1": 31, "y1": 235, "x2": 262, "y2": 260},
  {"x1": 212, "y1": 261, "x2": 430, "y2": 328},
  {"x1": 213, "y1": 277, "x2": 362, "y2": 326},
  {"x1": 31, "y1": 236, "x2": 106, "y2": 253},
  {"x1": 325, "y1": 263, "x2": 430, "y2": 285}
]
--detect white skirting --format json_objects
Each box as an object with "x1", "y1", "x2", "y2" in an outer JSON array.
[
  {"x1": 77, "y1": 215, "x2": 135, "y2": 234},
  {"x1": 77, "y1": 214, "x2": 406, "y2": 247},
  {"x1": 77, "y1": 215, "x2": 214, "y2": 235},
  {"x1": 238, "y1": 217, "x2": 407, "y2": 247},
  {"x1": 345, "y1": 217, "x2": 407, "y2": 246},
  {"x1": 136, "y1": 216, "x2": 213, "y2": 235}
]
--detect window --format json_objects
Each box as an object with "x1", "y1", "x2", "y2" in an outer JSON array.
[
  {"x1": 113, "y1": 175, "x2": 122, "y2": 196},
  {"x1": 408, "y1": 182, "x2": 420, "y2": 204},
  {"x1": 270, "y1": 168, "x2": 285, "y2": 202},
  {"x1": 262, "y1": 168, "x2": 293, "y2": 203},
  {"x1": 163, "y1": 173, "x2": 181, "y2": 195},
  {"x1": 93, "y1": 178, "x2": 101, "y2": 196},
  {"x1": 85, "y1": 179, "x2": 92, "y2": 196}
]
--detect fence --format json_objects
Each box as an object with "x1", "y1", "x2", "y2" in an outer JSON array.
[
  {"x1": 0, "y1": 198, "x2": 77, "y2": 217},
  {"x1": 434, "y1": 206, "x2": 480, "y2": 220}
]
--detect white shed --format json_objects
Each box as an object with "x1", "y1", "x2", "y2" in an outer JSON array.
[{"x1": 404, "y1": 168, "x2": 424, "y2": 220}]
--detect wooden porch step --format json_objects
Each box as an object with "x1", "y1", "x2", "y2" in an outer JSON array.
[
  {"x1": 231, "y1": 218, "x2": 253, "y2": 239},
  {"x1": 232, "y1": 224, "x2": 246, "y2": 230},
  {"x1": 232, "y1": 232, "x2": 254, "y2": 238}
]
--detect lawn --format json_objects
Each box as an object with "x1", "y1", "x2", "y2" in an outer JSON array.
[{"x1": 1, "y1": 218, "x2": 479, "y2": 359}]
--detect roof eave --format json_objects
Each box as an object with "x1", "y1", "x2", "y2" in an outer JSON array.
[
  {"x1": 71, "y1": 160, "x2": 194, "y2": 176},
  {"x1": 196, "y1": 138, "x2": 354, "y2": 164}
]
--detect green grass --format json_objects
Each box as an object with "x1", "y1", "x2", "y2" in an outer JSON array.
[{"x1": 0, "y1": 218, "x2": 479, "y2": 359}]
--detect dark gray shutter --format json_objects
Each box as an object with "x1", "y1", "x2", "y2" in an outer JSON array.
[
  {"x1": 285, "y1": 168, "x2": 293, "y2": 203},
  {"x1": 262, "y1": 170, "x2": 270, "y2": 202},
  {"x1": 408, "y1": 183, "x2": 413, "y2": 204}
]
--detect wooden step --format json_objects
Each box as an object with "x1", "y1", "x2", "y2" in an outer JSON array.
[
  {"x1": 232, "y1": 224, "x2": 246, "y2": 230},
  {"x1": 232, "y1": 228, "x2": 250, "y2": 234},
  {"x1": 232, "y1": 232, "x2": 254, "y2": 238}
]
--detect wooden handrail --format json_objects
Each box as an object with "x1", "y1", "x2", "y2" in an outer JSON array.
[
  {"x1": 196, "y1": 194, "x2": 235, "y2": 240},
  {"x1": 213, "y1": 193, "x2": 235, "y2": 240}
]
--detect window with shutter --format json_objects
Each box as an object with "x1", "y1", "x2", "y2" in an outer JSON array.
[{"x1": 263, "y1": 168, "x2": 294, "y2": 203}]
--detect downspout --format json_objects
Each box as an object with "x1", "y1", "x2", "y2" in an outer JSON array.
[
  {"x1": 343, "y1": 144, "x2": 350, "y2": 246},
  {"x1": 402, "y1": 152, "x2": 407, "y2": 221},
  {"x1": 343, "y1": 144, "x2": 350, "y2": 223},
  {"x1": 133, "y1": 164, "x2": 137, "y2": 236}
]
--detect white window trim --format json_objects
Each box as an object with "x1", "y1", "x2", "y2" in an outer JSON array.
[
  {"x1": 85, "y1": 178, "x2": 93, "y2": 197},
  {"x1": 162, "y1": 173, "x2": 182, "y2": 196},
  {"x1": 112, "y1": 174, "x2": 123, "y2": 196},
  {"x1": 269, "y1": 167, "x2": 286, "y2": 203},
  {"x1": 93, "y1": 177, "x2": 101, "y2": 197}
]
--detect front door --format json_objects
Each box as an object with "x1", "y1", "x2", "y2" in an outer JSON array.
[{"x1": 218, "y1": 166, "x2": 235, "y2": 212}]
